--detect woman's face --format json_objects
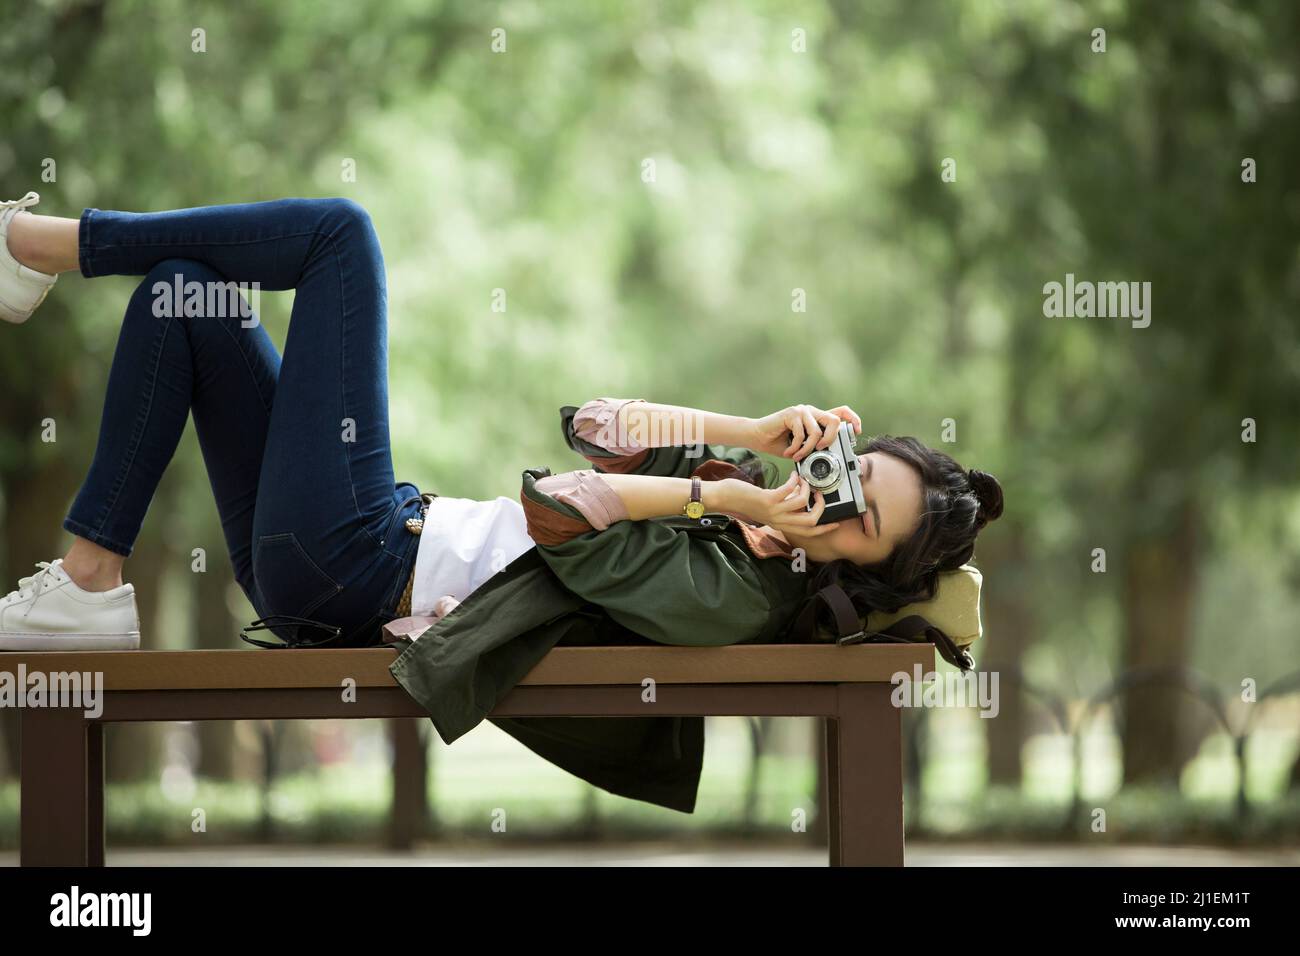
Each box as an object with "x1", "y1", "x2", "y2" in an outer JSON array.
[{"x1": 789, "y1": 451, "x2": 925, "y2": 566}]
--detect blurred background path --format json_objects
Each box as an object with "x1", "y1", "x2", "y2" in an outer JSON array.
[{"x1": 4, "y1": 841, "x2": 1298, "y2": 867}]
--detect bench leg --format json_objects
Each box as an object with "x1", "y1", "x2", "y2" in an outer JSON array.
[
  {"x1": 88, "y1": 722, "x2": 105, "y2": 866},
  {"x1": 388, "y1": 718, "x2": 428, "y2": 850},
  {"x1": 20, "y1": 707, "x2": 94, "y2": 866},
  {"x1": 825, "y1": 683, "x2": 904, "y2": 866}
]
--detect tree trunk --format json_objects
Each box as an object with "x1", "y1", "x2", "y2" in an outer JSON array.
[
  {"x1": 0, "y1": 462, "x2": 83, "y2": 779},
  {"x1": 982, "y1": 522, "x2": 1033, "y2": 784},
  {"x1": 193, "y1": 562, "x2": 239, "y2": 780},
  {"x1": 1119, "y1": 501, "x2": 1200, "y2": 784}
]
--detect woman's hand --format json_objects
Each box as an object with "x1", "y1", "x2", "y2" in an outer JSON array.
[
  {"x1": 431, "y1": 595, "x2": 460, "y2": 621},
  {"x1": 748, "y1": 404, "x2": 863, "y2": 460},
  {"x1": 712, "y1": 473, "x2": 841, "y2": 537}
]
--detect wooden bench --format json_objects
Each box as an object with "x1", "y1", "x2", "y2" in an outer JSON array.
[{"x1": 2, "y1": 643, "x2": 932, "y2": 866}]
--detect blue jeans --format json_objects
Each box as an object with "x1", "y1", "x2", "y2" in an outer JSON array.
[{"x1": 66, "y1": 198, "x2": 424, "y2": 646}]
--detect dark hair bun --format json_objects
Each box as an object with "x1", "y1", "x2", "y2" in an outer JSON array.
[{"x1": 968, "y1": 469, "x2": 1004, "y2": 525}]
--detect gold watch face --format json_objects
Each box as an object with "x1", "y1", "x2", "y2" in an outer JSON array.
[{"x1": 684, "y1": 501, "x2": 706, "y2": 519}]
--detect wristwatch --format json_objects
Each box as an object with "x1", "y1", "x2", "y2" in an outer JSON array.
[{"x1": 683, "y1": 476, "x2": 705, "y2": 519}]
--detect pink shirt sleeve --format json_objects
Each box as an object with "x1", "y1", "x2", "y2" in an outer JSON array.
[
  {"x1": 532, "y1": 469, "x2": 631, "y2": 531},
  {"x1": 571, "y1": 397, "x2": 648, "y2": 456}
]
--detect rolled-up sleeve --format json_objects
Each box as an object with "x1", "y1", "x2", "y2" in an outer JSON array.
[
  {"x1": 561, "y1": 401, "x2": 769, "y2": 482},
  {"x1": 562, "y1": 398, "x2": 652, "y2": 472},
  {"x1": 525, "y1": 469, "x2": 630, "y2": 543},
  {"x1": 519, "y1": 469, "x2": 771, "y2": 646},
  {"x1": 571, "y1": 398, "x2": 648, "y2": 456}
]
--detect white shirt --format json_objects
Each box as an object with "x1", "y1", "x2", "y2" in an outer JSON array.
[{"x1": 409, "y1": 496, "x2": 536, "y2": 615}]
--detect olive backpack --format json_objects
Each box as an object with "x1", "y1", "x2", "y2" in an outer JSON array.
[{"x1": 791, "y1": 564, "x2": 984, "y2": 671}]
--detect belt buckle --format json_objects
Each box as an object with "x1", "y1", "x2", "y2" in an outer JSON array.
[{"x1": 404, "y1": 492, "x2": 437, "y2": 536}]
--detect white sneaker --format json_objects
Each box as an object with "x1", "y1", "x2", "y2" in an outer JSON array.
[
  {"x1": 0, "y1": 560, "x2": 140, "y2": 650},
  {"x1": 0, "y1": 191, "x2": 59, "y2": 324}
]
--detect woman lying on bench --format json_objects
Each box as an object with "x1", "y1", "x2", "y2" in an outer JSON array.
[{"x1": 0, "y1": 192, "x2": 1003, "y2": 652}]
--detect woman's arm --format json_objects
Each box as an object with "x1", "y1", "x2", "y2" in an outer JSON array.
[
  {"x1": 530, "y1": 469, "x2": 840, "y2": 540},
  {"x1": 599, "y1": 471, "x2": 839, "y2": 538},
  {"x1": 586, "y1": 398, "x2": 864, "y2": 461},
  {"x1": 560, "y1": 398, "x2": 864, "y2": 492},
  {"x1": 563, "y1": 398, "x2": 762, "y2": 478},
  {"x1": 596, "y1": 471, "x2": 739, "y2": 520},
  {"x1": 607, "y1": 401, "x2": 756, "y2": 451}
]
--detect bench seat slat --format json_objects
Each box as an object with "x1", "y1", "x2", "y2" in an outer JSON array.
[{"x1": 0, "y1": 644, "x2": 933, "y2": 691}]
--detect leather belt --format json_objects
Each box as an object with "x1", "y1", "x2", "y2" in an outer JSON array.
[
  {"x1": 395, "y1": 566, "x2": 416, "y2": 617},
  {"x1": 394, "y1": 492, "x2": 435, "y2": 617}
]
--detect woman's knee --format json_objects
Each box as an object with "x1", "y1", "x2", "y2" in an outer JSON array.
[
  {"x1": 143, "y1": 257, "x2": 223, "y2": 291},
  {"x1": 312, "y1": 198, "x2": 378, "y2": 250},
  {"x1": 137, "y1": 258, "x2": 258, "y2": 329},
  {"x1": 320, "y1": 197, "x2": 372, "y2": 227}
]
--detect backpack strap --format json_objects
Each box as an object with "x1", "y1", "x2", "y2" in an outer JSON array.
[
  {"x1": 794, "y1": 584, "x2": 975, "y2": 671},
  {"x1": 792, "y1": 583, "x2": 864, "y2": 645},
  {"x1": 870, "y1": 614, "x2": 975, "y2": 672}
]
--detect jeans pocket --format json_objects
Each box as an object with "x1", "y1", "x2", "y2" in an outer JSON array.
[{"x1": 253, "y1": 532, "x2": 341, "y2": 619}]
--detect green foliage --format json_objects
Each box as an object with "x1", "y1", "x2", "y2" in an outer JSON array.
[{"x1": 1, "y1": 0, "x2": 1298, "y2": 822}]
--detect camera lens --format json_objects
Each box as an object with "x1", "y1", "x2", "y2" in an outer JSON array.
[{"x1": 800, "y1": 451, "x2": 841, "y2": 490}]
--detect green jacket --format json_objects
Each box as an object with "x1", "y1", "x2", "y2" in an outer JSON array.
[{"x1": 387, "y1": 406, "x2": 813, "y2": 813}]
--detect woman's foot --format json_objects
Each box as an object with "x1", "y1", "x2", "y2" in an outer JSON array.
[
  {"x1": 0, "y1": 559, "x2": 141, "y2": 650},
  {"x1": 0, "y1": 191, "x2": 61, "y2": 324}
]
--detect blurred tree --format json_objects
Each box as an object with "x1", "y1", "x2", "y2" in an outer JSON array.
[
  {"x1": 2, "y1": 0, "x2": 1297, "y2": 828},
  {"x1": 0, "y1": 0, "x2": 477, "y2": 782},
  {"x1": 994, "y1": 0, "x2": 1300, "y2": 783}
]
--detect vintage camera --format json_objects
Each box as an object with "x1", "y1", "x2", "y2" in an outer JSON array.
[{"x1": 795, "y1": 422, "x2": 866, "y2": 525}]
